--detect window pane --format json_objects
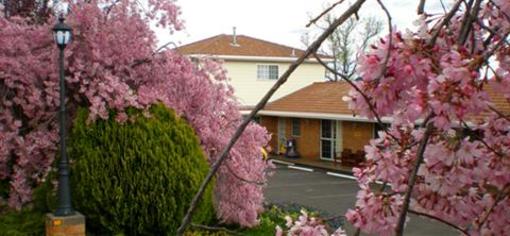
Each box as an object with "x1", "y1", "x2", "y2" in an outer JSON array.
[
  {"x1": 321, "y1": 140, "x2": 331, "y2": 158},
  {"x1": 321, "y1": 120, "x2": 331, "y2": 138},
  {"x1": 292, "y1": 118, "x2": 300, "y2": 136},
  {"x1": 257, "y1": 65, "x2": 278, "y2": 79},
  {"x1": 269, "y1": 65, "x2": 278, "y2": 79}
]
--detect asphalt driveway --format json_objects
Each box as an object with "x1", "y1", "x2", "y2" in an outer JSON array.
[{"x1": 264, "y1": 164, "x2": 458, "y2": 236}]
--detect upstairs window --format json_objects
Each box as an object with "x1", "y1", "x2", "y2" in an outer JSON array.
[{"x1": 257, "y1": 65, "x2": 279, "y2": 80}]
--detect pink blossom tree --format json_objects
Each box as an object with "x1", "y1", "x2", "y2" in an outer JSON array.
[
  {"x1": 340, "y1": 0, "x2": 510, "y2": 235},
  {"x1": 0, "y1": 0, "x2": 271, "y2": 226}
]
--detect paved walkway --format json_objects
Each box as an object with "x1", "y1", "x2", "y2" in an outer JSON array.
[{"x1": 265, "y1": 164, "x2": 458, "y2": 236}]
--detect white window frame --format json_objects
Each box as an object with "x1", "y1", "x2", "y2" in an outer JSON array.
[
  {"x1": 257, "y1": 64, "x2": 279, "y2": 80},
  {"x1": 320, "y1": 119, "x2": 337, "y2": 161}
]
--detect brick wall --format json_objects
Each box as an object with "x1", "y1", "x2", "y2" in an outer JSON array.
[
  {"x1": 260, "y1": 116, "x2": 374, "y2": 160},
  {"x1": 342, "y1": 121, "x2": 374, "y2": 152},
  {"x1": 260, "y1": 116, "x2": 278, "y2": 152},
  {"x1": 289, "y1": 118, "x2": 320, "y2": 161}
]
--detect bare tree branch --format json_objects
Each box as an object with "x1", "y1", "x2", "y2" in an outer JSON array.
[
  {"x1": 417, "y1": 0, "x2": 427, "y2": 15},
  {"x1": 457, "y1": 0, "x2": 482, "y2": 45},
  {"x1": 374, "y1": 0, "x2": 393, "y2": 84},
  {"x1": 306, "y1": 0, "x2": 346, "y2": 27},
  {"x1": 176, "y1": 1, "x2": 368, "y2": 234},
  {"x1": 318, "y1": 13, "x2": 382, "y2": 81}
]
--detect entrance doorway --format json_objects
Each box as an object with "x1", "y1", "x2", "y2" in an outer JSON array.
[{"x1": 320, "y1": 120, "x2": 337, "y2": 160}]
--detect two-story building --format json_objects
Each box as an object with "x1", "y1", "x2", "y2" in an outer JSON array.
[{"x1": 176, "y1": 34, "x2": 332, "y2": 112}]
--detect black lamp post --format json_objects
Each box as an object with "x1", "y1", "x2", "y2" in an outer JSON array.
[{"x1": 53, "y1": 15, "x2": 73, "y2": 217}]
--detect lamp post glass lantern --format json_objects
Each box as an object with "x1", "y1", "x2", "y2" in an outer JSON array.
[
  {"x1": 53, "y1": 16, "x2": 72, "y2": 48},
  {"x1": 53, "y1": 16, "x2": 74, "y2": 217}
]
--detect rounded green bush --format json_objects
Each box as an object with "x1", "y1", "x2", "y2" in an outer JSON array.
[{"x1": 69, "y1": 104, "x2": 215, "y2": 235}]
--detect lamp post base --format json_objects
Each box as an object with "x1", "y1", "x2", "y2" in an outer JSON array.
[{"x1": 45, "y1": 212, "x2": 85, "y2": 236}]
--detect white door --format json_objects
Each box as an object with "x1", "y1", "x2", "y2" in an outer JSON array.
[
  {"x1": 320, "y1": 120, "x2": 337, "y2": 160},
  {"x1": 277, "y1": 118, "x2": 286, "y2": 154}
]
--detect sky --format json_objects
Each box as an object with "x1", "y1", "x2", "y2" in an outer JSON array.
[{"x1": 157, "y1": 0, "x2": 446, "y2": 50}]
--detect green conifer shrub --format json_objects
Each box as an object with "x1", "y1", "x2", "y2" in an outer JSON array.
[{"x1": 69, "y1": 104, "x2": 215, "y2": 235}]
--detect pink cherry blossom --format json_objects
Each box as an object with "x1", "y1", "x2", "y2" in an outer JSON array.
[
  {"x1": 1, "y1": 0, "x2": 270, "y2": 226},
  {"x1": 346, "y1": 2, "x2": 510, "y2": 235}
]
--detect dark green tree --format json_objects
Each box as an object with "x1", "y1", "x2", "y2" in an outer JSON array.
[{"x1": 69, "y1": 104, "x2": 215, "y2": 235}]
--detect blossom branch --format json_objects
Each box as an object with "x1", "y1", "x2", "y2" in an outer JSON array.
[
  {"x1": 475, "y1": 185, "x2": 510, "y2": 229},
  {"x1": 176, "y1": 1, "x2": 368, "y2": 234},
  {"x1": 489, "y1": 0, "x2": 510, "y2": 22},
  {"x1": 395, "y1": 123, "x2": 433, "y2": 236},
  {"x1": 488, "y1": 105, "x2": 510, "y2": 123},
  {"x1": 462, "y1": 122, "x2": 506, "y2": 158},
  {"x1": 408, "y1": 209, "x2": 469, "y2": 235},
  {"x1": 428, "y1": 0, "x2": 463, "y2": 46},
  {"x1": 225, "y1": 162, "x2": 266, "y2": 186}
]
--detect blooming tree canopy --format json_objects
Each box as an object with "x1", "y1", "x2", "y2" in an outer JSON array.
[
  {"x1": 343, "y1": 0, "x2": 510, "y2": 235},
  {"x1": 0, "y1": 0, "x2": 270, "y2": 226}
]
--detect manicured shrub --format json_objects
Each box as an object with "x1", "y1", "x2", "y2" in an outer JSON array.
[{"x1": 69, "y1": 104, "x2": 215, "y2": 235}]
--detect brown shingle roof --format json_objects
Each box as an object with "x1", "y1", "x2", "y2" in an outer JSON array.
[
  {"x1": 264, "y1": 82, "x2": 353, "y2": 115},
  {"x1": 176, "y1": 34, "x2": 331, "y2": 58},
  {"x1": 264, "y1": 81, "x2": 510, "y2": 117}
]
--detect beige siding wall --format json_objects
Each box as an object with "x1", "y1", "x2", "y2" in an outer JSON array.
[{"x1": 223, "y1": 61, "x2": 325, "y2": 106}]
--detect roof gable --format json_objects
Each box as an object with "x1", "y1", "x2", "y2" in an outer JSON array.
[{"x1": 176, "y1": 34, "x2": 330, "y2": 59}]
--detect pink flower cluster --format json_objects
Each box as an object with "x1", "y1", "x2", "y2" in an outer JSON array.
[
  {"x1": 0, "y1": 0, "x2": 271, "y2": 226},
  {"x1": 345, "y1": 2, "x2": 510, "y2": 235},
  {"x1": 275, "y1": 210, "x2": 347, "y2": 236}
]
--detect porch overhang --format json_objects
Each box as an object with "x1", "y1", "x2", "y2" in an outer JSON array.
[
  {"x1": 254, "y1": 110, "x2": 477, "y2": 127},
  {"x1": 254, "y1": 110, "x2": 393, "y2": 123}
]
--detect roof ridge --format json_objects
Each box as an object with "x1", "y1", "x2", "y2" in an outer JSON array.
[
  {"x1": 176, "y1": 34, "x2": 333, "y2": 58},
  {"x1": 236, "y1": 34, "x2": 305, "y2": 52},
  {"x1": 177, "y1": 34, "x2": 225, "y2": 49}
]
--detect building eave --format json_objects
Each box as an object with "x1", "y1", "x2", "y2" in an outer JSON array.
[{"x1": 185, "y1": 54, "x2": 335, "y2": 63}]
